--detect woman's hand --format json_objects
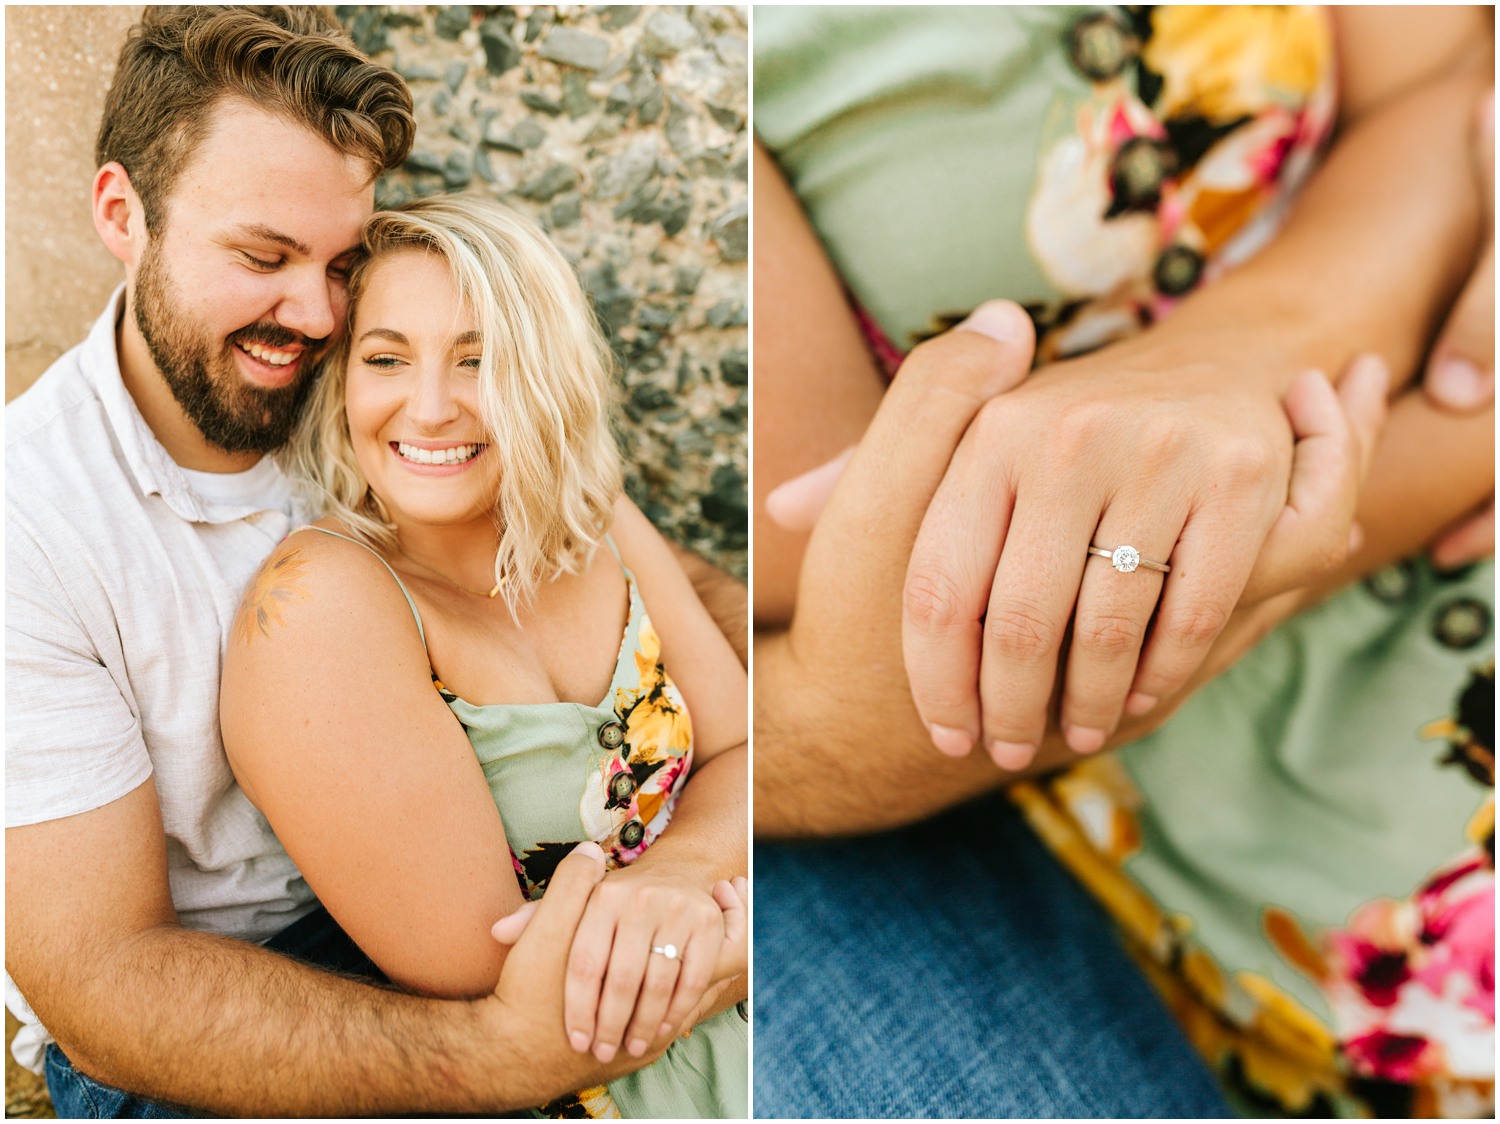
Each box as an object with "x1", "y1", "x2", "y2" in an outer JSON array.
[
  {"x1": 901, "y1": 345, "x2": 1387, "y2": 771},
  {"x1": 497, "y1": 864, "x2": 744, "y2": 1063}
]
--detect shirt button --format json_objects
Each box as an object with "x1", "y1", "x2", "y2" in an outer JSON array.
[
  {"x1": 598, "y1": 721, "x2": 625, "y2": 750},
  {"x1": 1067, "y1": 11, "x2": 1136, "y2": 82},
  {"x1": 620, "y1": 819, "x2": 645, "y2": 848},
  {"x1": 1109, "y1": 137, "x2": 1177, "y2": 214},
  {"x1": 609, "y1": 771, "x2": 637, "y2": 802},
  {"x1": 1153, "y1": 245, "x2": 1204, "y2": 296},
  {"x1": 1364, "y1": 561, "x2": 1416, "y2": 605},
  {"x1": 1433, "y1": 598, "x2": 1491, "y2": 650}
]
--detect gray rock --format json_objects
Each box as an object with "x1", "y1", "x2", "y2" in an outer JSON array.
[
  {"x1": 447, "y1": 122, "x2": 473, "y2": 143},
  {"x1": 516, "y1": 164, "x2": 580, "y2": 202},
  {"x1": 582, "y1": 119, "x2": 621, "y2": 144},
  {"x1": 549, "y1": 193, "x2": 583, "y2": 228},
  {"x1": 582, "y1": 262, "x2": 637, "y2": 336},
  {"x1": 599, "y1": 6, "x2": 641, "y2": 31},
  {"x1": 642, "y1": 11, "x2": 699, "y2": 57},
  {"x1": 707, "y1": 103, "x2": 741, "y2": 131},
  {"x1": 638, "y1": 86, "x2": 665, "y2": 126},
  {"x1": 706, "y1": 301, "x2": 747, "y2": 329},
  {"x1": 539, "y1": 27, "x2": 609, "y2": 72},
  {"x1": 631, "y1": 382, "x2": 674, "y2": 412},
  {"x1": 605, "y1": 83, "x2": 633, "y2": 117},
  {"x1": 700, "y1": 464, "x2": 747, "y2": 530},
  {"x1": 561, "y1": 72, "x2": 596, "y2": 119},
  {"x1": 664, "y1": 93, "x2": 700, "y2": 157},
  {"x1": 374, "y1": 176, "x2": 411, "y2": 209},
  {"x1": 343, "y1": 8, "x2": 388, "y2": 57},
  {"x1": 479, "y1": 17, "x2": 521, "y2": 76},
  {"x1": 430, "y1": 88, "x2": 452, "y2": 116},
  {"x1": 442, "y1": 151, "x2": 473, "y2": 189},
  {"x1": 520, "y1": 90, "x2": 563, "y2": 116},
  {"x1": 381, "y1": 11, "x2": 424, "y2": 29},
  {"x1": 673, "y1": 265, "x2": 703, "y2": 296},
  {"x1": 659, "y1": 192, "x2": 691, "y2": 237},
  {"x1": 719, "y1": 348, "x2": 748, "y2": 386},
  {"x1": 510, "y1": 117, "x2": 547, "y2": 150},
  {"x1": 404, "y1": 150, "x2": 445, "y2": 176},
  {"x1": 594, "y1": 139, "x2": 658, "y2": 199},
  {"x1": 397, "y1": 60, "x2": 443, "y2": 82},
  {"x1": 711, "y1": 33, "x2": 748, "y2": 68},
  {"x1": 433, "y1": 6, "x2": 471, "y2": 40},
  {"x1": 524, "y1": 8, "x2": 551, "y2": 43},
  {"x1": 473, "y1": 148, "x2": 498, "y2": 184},
  {"x1": 444, "y1": 61, "x2": 468, "y2": 94},
  {"x1": 612, "y1": 184, "x2": 661, "y2": 223}
]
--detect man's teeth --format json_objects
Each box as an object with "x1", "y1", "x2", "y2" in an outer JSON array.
[
  {"x1": 240, "y1": 342, "x2": 297, "y2": 367},
  {"x1": 396, "y1": 442, "x2": 483, "y2": 465}
]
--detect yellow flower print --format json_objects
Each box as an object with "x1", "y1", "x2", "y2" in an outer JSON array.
[{"x1": 1142, "y1": 6, "x2": 1331, "y2": 122}]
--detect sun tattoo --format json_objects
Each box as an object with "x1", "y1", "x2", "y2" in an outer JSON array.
[{"x1": 233, "y1": 546, "x2": 313, "y2": 646}]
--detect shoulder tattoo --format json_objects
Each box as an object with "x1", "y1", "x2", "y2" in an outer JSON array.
[{"x1": 233, "y1": 546, "x2": 313, "y2": 646}]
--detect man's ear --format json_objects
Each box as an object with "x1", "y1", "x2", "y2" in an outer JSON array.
[{"x1": 93, "y1": 162, "x2": 147, "y2": 268}]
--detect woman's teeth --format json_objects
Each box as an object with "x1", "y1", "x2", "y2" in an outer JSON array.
[
  {"x1": 240, "y1": 342, "x2": 297, "y2": 367},
  {"x1": 396, "y1": 442, "x2": 483, "y2": 465}
]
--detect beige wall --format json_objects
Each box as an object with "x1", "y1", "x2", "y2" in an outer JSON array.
[{"x1": 5, "y1": 6, "x2": 138, "y2": 403}]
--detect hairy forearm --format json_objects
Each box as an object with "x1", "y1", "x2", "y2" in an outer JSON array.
[
  {"x1": 1132, "y1": 50, "x2": 1486, "y2": 393},
  {"x1": 755, "y1": 383, "x2": 1493, "y2": 838},
  {"x1": 628, "y1": 745, "x2": 747, "y2": 887},
  {"x1": 666, "y1": 542, "x2": 747, "y2": 667},
  {"x1": 44, "y1": 921, "x2": 666, "y2": 1115}
]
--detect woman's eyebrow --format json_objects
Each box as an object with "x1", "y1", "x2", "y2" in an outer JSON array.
[
  {"x1": 228, "y1": 223, "x2": 313, "y2": 256},
  {"x1": 357, "y1": 328, "x2": 409, "y2": 345},
  {"x1": 454, "y1": 330, "x2": 482, "y2": 346}
]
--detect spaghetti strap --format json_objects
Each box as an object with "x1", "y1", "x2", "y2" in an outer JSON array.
[{"x1": 291, "y1": 525, "x2": 429, "y2": 649}]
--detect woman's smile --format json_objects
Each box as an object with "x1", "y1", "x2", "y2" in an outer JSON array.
[{"x1": 390, "y1": 440, "x2": 489, "y2": 471}]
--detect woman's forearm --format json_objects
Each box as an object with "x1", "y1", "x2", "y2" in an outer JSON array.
[
  {"x1": 1131, "y1": 47, "x2": 1487, "y2": 394},
  {"x1": 627, "y1": 746, "x2": 747, "y2": 887}
]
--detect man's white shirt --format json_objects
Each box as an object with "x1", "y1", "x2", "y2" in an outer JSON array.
[{"x1": 5, "y1": 288, "x2": 318, "y2": 1072}]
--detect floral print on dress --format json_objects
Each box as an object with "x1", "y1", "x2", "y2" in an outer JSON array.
[{"x1": 1011, "y1": 660, "x2": 1496, "y2": 1117}]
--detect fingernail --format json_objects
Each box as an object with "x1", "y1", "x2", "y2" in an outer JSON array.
[
  {"x1": 1124, "y1": 692, "x2": 1158, "y2": 718},
  {"x1": 987, "y1": 740, "x2": 1036, "y2": 770},
  {"x1": 955, "y1": 301, "x2": 1022, "y2": 344},
  {"x1": 658, "y1": 1022, "x2": 674, "y2": 1038},
  {"x1": 572, "y1": 840, "x2": 605, "y2": 860},
  {"x1": 929, "y1": 724, "x2": 976, "y2": 757},
  {"x1": 1064, "y1": 725, "x2": 1107, "y2": 754},
  {"x1": 594, "y1": 1043, "x2": 617, "y2": 1064},
  {"x1": 1430, "y1": 357, "x2": 1490, "y2": 409},
  {"x1": 569, "y1": 1031, "x2": 591, "y2": 1053},
  {"x1": 627, "y1": 1038, "x2": 648, "y2": 1058}
]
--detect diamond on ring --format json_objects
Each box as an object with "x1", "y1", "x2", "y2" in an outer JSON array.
[
  {"x1": 1111, "y1": 546, "x2": 1140, "y2": 573},
  {"x1": 651, "y1": 943, "x2": 680, "y2": 960}
]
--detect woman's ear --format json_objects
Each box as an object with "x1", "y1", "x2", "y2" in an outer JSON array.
[{"x1": 92, "y1": 162, "x2": 146, "y2": 268}]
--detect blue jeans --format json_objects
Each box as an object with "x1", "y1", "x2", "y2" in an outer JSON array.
[
  {"x1": 753, "y1": 794, "x2": 1233, "y2": 1118},
  {"x1": 43, "y1": 906, "x2": 384, "y2": 1118}
]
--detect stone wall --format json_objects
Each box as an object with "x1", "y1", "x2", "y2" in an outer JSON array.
[{"x1": 4, "y1": 5, "x2": 748, "y2": 574}]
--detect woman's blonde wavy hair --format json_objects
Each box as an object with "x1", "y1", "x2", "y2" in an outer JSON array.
[{"x1": 286, "y1": 194, "x2": 623, "y2": 615}]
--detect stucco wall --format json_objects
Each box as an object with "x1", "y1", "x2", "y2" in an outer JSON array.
[{"x1": 4, "y1": 5, "x2": 747, "y2": 574}]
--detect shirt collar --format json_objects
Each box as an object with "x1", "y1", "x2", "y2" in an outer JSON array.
[{"x1": 76, "y1": 285, "x2": 297, "y2": 525}]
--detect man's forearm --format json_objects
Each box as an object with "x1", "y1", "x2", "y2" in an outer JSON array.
[
  {"x1": 666, "y1": 541, "x2": 747, "y2": 667},
  {"x1": 45, "y1": 924, "x2": 640, "y2": 1115}
]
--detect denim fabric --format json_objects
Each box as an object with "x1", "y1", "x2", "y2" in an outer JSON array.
[
  {"x1": 43, "y1": 907, "x2": 384, "y2": 1118},
  {"x1": 753, "y1": 794, "x2": 1233, "y2": 1119}
]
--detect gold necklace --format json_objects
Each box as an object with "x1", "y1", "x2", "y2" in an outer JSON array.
[{"x1": 399, "y1": 554, "x2": 506, "y2": 599}]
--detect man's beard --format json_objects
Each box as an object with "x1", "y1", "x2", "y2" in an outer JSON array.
[{"x1": 133, "y1": 241, "x2": 322, "y2": 455}]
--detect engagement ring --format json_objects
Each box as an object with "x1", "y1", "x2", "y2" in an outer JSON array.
[
  {"x1": 1088, "y1": 544, "x2": 1170, "y2": 574},
  {"x1": 651, "y1": 943, "x2": 680, "y2": 960}
]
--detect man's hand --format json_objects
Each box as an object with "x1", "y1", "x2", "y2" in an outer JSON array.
[{"x1": 1425, "y1": 88, "x2": 1495, "y2": 570}]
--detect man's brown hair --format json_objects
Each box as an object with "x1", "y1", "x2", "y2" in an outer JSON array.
[{"x1": 96, "y1": 6, "x2": 415, "y2": 232}]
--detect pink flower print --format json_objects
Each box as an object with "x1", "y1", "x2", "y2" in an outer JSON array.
[
  {"x1": 1343, "y1": 1030, "x2": 1440, "y2": 1083},
  {"x1": 1328, "y1": 932, "x2": 1412, "y2": 1009},
  {"x1": 1414, "y1": 869, "x2": 1494, "y2": 1022}
]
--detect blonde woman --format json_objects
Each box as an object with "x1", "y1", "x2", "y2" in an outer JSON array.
[{"x1": 220, "y1": 195, "x2": 748, "y2": 1118}]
